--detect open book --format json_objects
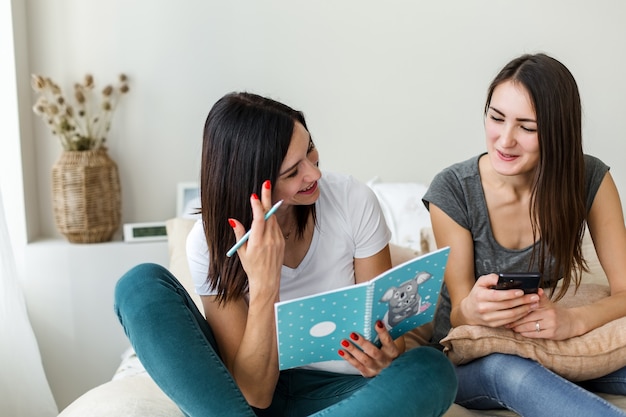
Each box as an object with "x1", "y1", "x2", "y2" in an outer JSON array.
[{"x1": 274, "y1": 246, "x2": 450, "y2": 370}]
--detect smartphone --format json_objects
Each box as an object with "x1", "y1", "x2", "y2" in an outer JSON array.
[{"x1": 494, "y1": 272, "x2": 541, "y2": 294}]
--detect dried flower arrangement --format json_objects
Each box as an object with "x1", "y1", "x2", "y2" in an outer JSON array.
[{"x1": 31, "y1": 73, "x2": 130, "y2": 151}]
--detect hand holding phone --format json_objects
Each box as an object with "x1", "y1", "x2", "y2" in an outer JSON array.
[{"x1": 494, "y1": 272, "x2": 541, "y2": 294}]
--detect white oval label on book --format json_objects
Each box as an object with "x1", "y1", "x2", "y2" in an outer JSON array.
[{"x1": 309, "y1": 321, "x2": 336, "y2": 337}]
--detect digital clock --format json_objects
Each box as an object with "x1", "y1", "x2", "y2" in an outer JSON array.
[{"x1": 123, "y1": 222, "x2": 168, "y2": 242}]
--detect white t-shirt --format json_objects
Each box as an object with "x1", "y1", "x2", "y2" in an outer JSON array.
[{"x1": 186, "y1": 171, "x2": 391, "y2": 373}]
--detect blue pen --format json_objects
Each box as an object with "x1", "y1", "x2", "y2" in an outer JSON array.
[{"x1": 226, "y1": 200, "x2": 284, "y2": 257}]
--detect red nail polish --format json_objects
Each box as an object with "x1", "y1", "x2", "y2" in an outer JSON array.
[
  {"x1": 376, "y1": 320, "x2": 384, "y2": 329},
  {"x1": 228, "y1": 219, "x2": 236, "y2": 228},
  {"x1": 338, "y1": 350, "x2": 345, "y2": 357},
  {"x1": 263, "y1": 180, "x2": 271, "y2": 189},
  {"x1": 251, "y1": 193, "x2": 259, "y2": 200},
  {"x1": 350, "y1": 332, "x2": 358, "y2": 341},
  {"x1": 341, "y1": 340, "x2": 349, "y2": 348}
]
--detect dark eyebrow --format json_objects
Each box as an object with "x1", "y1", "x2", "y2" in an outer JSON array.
[
  {"x1": 488, "y1": 106, "x2": 536, "y2": 123},
  {"x1": 279, "y1": 162, "x2": 298, "y2": 177}
]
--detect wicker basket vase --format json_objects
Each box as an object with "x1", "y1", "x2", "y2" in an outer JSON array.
[{"x1": 51, "y1": 148, "x2": 121, "y2": 243}]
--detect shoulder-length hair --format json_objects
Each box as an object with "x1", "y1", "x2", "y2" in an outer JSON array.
[
  {"x1": 200, "y1": 92, "x2": 316, "y2": 304},
  {"x1": 484, "y1": 53, "x2": 587, "y2": 300}
]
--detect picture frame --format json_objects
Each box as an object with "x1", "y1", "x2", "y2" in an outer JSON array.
[{"x1": 176, "y1": 182, "x2": 201, "y2": 218}]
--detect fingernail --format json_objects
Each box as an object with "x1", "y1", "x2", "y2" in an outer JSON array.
[
  {"x1": 251, "y1": 193, "x2": 259, "y2": 200},
  {"x1": 341, "y1": 340, "x2": 349, "y2": 348},
  {"x1": 228, "y1": 219, "x2": 236, "y2": 228},
  {"x1": 338, "y1": 350, "x2": 345, "y2": 357},
  {"x1": 350, "y1": 332, "x2": 358, "y2": 341},
  {"x1": 263, "y1": 180, "x2": 271, "y2": 189},
  {"x1": 376, "y1": 320, "x2": 384, "y2": 329}
]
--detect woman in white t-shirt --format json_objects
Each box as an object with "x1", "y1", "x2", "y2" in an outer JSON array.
[{"x1": 114, "y1": 92, "x2": 456, "y2": 417}]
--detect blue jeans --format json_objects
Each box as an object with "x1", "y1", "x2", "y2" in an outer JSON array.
[
  {"x1": 114, "y1": 263, "x2": 457, "y2": 417},
  {"x1": 456, "y1": 353, "x2": 626, "y2": 417}
]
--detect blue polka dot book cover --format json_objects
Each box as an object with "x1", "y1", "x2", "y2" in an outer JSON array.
[{"x1": 274, "y1": 246, "x2": 450, "y2": 370}]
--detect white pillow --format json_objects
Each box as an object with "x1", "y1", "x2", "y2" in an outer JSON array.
[
  {"x1": 367, "y1": 178, "x2": 431, "y2": 252},
  {"x1": 57, "y1": 375, "x2": 183, "y2": 417}
]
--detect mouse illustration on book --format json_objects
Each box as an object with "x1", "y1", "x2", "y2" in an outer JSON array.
[{"x1": 379, "y1": 271, "x2": 432, "y2": 328}]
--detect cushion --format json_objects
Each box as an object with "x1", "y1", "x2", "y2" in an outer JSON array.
[
  {"x1": 57, "y1": 375, "x2": 184, "y2": 417},
  {"x1": 440, "y1": 283, "x2": 626, "y2": 381},
  {"x1": 165, "y1": 217, "x2": 201, "y2": 311},
  {"x1": 366, "y1": 178, "x2": 431, "y2": 253}
]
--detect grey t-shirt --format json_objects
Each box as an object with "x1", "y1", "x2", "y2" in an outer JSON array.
[{"x1": 422, "y1": 153, "x2": 609, "y2": 346}]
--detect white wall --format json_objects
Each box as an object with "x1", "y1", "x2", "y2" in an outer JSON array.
[
  {"x1": 20, "y1": 0, "x2": 626, "y2": 239},
  {"x1": 6, "y1": 0, "x2": 626, "y2": 411}
]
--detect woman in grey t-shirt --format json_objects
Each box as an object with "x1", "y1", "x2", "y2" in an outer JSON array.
[{"x1": 424, "y1": 53, "x2": 626, "y2": 416}]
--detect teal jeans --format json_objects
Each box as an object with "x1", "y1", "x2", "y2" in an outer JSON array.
[{"x1": 114, "y1": 263, "x2": 457, "y2": 417}]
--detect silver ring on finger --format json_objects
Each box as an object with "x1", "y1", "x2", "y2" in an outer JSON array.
[{"x1": 535, "y1": 321, "x2": 541, "y2": 332}]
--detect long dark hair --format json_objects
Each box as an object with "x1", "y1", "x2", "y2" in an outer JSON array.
[
  {"x1": 200, "y1": 92, "x2": 316, "y2": 304},
  {"x1": 485, "y1": 53, "x2": 587, "y2": 300}
]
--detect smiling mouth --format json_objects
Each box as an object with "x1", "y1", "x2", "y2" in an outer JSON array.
[
  {"x1": 299, "y1": 181, "x2": 318, "y2": 194},
  {"x1": 497, "y1": 150, "x2": 518, "y2": 160}
]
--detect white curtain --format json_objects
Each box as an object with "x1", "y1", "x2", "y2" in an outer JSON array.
[{"x1": 0, "y1": 189, "x2": 58, "y2": 416}]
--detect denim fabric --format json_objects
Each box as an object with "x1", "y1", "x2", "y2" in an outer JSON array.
[
  {"x1": 455, "y1": 353, "x2": 626, "y2": 417},
  {"x1": 114, "y1": 263, "x2": 457, "y2": 417}
]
